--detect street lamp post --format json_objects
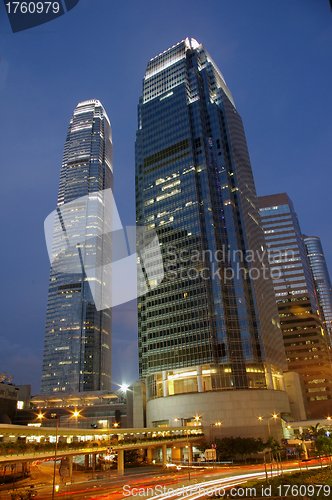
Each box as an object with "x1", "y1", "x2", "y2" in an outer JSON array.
[
  {"x1": 258, "y1": 414, "x2": 280, "y2": 479},
  {"x1": 174, "y1": 417, "x2": 191, "y2": 477},
  {"x1": 51, "y1": 414, "x2": 60, "y2": 500},
  {"x1": 258, "y1": 413, "x2": 279, "y2": 439},
  {"x1": 210, "y1": 421, "x2": 222, "y2": 445},
  {"x1": 271, "y1": 413, "x2": 279, "y2": 438},
  {"x1": 186, "y1": 428, "x2": 190, "y2": 481},
  {"x1": 37, "y1": 412, "x2": 60, "y2": 499},
  {"x1": 37, "y1": 409, "x2": 80, "y2": 496}
]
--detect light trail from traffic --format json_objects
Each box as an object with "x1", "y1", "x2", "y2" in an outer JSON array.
[{"x1": 116, "y1": 464, "x2": 325, "y2": 500}]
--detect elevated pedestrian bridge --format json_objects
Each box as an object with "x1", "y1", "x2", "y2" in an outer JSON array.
[{"x1": 0, "y1": 424, "x2": 204, "y2": 474}]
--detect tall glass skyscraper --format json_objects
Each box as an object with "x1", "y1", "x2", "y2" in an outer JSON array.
[
  {"x1": 259, "y1": 193, "x2": 332, "y2": 418},
  {"x1": 303, "y1": 235, "x2": 332, "y2": 341},
  {"x1": 135, "y1": 39, "x2": 287, "y2": 424},
  {"x1": 41, "y1": 100, "x2": 113, "y2": 394}
]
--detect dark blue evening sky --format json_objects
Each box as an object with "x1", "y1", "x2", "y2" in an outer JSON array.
[{"x1": 0, "y1": 0, "x2": 331, "y2": 393}]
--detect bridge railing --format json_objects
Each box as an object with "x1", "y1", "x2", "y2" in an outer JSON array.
[{"x1": 0, "y1": 432, "x2": 204, "y2": 458}]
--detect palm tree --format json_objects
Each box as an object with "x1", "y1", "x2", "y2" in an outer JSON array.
[{"x1": 308, "y1": 423, "x2": 325, "y2": 438}]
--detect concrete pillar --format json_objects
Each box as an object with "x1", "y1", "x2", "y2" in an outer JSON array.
[
  {"x1": 162, "y1": 444, "x2": 167, "y2": 467},
  {"x1": 117, "y1": 449, "x2": 124, "y2": 476},
  {"x1": 188, "y1": 444, "x2": 193, "y2": 464},
  {"x1": 265, "y1": 364, "x2": 273, "y2": 390},
  {"x1": 147, "y1": 447, "x2": 153, "y2": 464},
  {"x1": 171, "y1": 446, "x2": 181, "y2": 462},
  {"x1": 68, "y1": 456, "x2": 73, "y2": 477},
  {"x1": 197, "y1": 366, "x2": 203, "y2": 393},
  {"x1": 85, "y1": 454, "x2": 89, "y2": 469},
  {"x1": 280, "y1": 372, "x2": 286, "y2": 392},
  {"x1": 162, "y1": 370, "x2": 168, "y2": 397},
  {"x1": 92, "y1": 454, "x2": 96, "y2": 467}
]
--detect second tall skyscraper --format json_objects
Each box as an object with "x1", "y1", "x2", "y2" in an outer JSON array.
[
  {"x1": 41, "y1": 100, "x2": 113, "y2": 394},
  {"x1": 136, "y1": 39, "x2": 288, "y2": 431}
]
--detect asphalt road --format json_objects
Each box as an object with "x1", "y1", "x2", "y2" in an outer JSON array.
[{"x1": 0, "y1": 458, "x2": 329, "y2": 500}]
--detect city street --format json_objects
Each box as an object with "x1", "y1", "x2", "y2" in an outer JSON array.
[{"x1": 0, "y1": 459, "x2": 328, "y2": 500}]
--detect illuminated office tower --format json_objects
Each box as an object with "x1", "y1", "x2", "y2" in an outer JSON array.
[
  {"x1": 259, "y1": 193, "x2": 332, "y2": 418},
  {"x1": 41, "y1": 100, "x2": 113, "y2": 394},
  {"x1": 303, "y1": 235, "x2": 332, "y2": 342},
  {"x1": 136, "y1": 39, "x2": 289, "y2": 435}
]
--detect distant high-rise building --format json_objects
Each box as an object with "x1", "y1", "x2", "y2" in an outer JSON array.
[
  {"x1": 303, "y1": 235, "x2": 332, "y2": 343},
  {"x1": 259, "y1": 193, "x2": 332, "y2": 418},
  {"x1": 41, "y1": 100, "x2": 113, "y2": 394},
  {"x1": 136, "y1": 39, "x2": 289, "y2": 437}
]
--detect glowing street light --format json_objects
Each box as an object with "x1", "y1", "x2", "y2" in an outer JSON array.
[
  {"x1": 258, "y1": 415, "x2": 270, "y2": 436},
  {"x1": 193, "y1": 415, "x2": 202, "y2": 427},
  {"x1": 51, "y1": 414, "x2": 60, "y2": 500},
  {"x1": 36, "y1": 410, "x2": 75, "y2": 498},
  {"x1": 210, "y1": 421, "x2": 222, "y2": 444},
  {"x1": 258, "y1": 412, "x2": 280, "y2": 438}
]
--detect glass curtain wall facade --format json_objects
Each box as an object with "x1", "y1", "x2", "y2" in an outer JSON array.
[
  {"x1": 41, "y1": 100, "x2": 113, "y2": 394},
  {"x1": 303, "y1": 235, "x2": 332, "y2": 342},
  {"x1": 259, "y1": 193, "x2": 332, "y2": 418},
  {"x1": 136, "y1": 39, "x2": 286, "y2": 402}
]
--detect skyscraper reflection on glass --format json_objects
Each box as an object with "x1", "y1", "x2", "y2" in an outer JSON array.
[
  {"x1": 41, "y1": 100, "x2": 113, "y2": 394},
  {"x1": 135, "y1": 39, "x2": 287, "y2": 404},
  {"x1": 303, "y1": 235, "x2": 332, "y2": 342}
]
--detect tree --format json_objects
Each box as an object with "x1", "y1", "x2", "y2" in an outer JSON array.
[
  {"x1": 315, "y1": 435, "x2": 332, "y2": 469},
  {"x1": 125, "y1": 449, "x2": 142, "y2": 465},
  {"x1": 216, "y1": 437, "x2": 236, "y2": 461},
  {"x1": 215, "y1": 437, "x2": 264, "y2": 463},
  {"x1": 265, "y1": 436, "x2": 282, "y2": 460},
  {"x1": 308, "y1": 423, "x2": 326, "y2": 439}
]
